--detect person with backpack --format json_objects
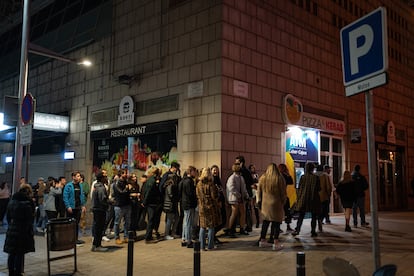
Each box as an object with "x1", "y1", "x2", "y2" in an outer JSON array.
[{"x1": 352, "y1": 164, "x2": 369, "y2": 227}]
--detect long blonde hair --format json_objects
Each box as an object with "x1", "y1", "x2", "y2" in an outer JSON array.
[
  {"x1": 259, "y1": 163, "x2": 282, "y2": 193},
  {"x1": 199, "y1": 167, "x2": 213, "y2": 183}
]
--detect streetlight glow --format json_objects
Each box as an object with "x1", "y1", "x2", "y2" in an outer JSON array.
[
  {"x1": 28, "y1": 43, "x2": 92, "y2": 67},
  {"x1": 78, "y1": 59, "x2": 92, "y2": 67}
]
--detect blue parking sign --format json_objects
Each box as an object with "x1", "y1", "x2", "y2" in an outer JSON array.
[{"x1": 340, "y1": 7, "x2": 388, "y2": 93}]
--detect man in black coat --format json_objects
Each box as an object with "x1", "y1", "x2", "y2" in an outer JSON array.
[
  {"x1": 113, "y1": 169, "x2": 131, "y2": 244},
  {"x1": 91, "y1": 171, "x2": 109, "y2": 252},
  {"x1": 352, "y1": 165, "x2": 369, "y2": 227}
]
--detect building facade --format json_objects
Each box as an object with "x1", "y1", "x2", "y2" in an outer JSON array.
[{"x1": 0, "y1": 0, "x2": 413, "y2": 211}]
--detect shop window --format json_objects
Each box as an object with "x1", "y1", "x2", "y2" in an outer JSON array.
[
  {"x1": 137, "y1": 95, "x2": 179, "y2": 116},
  {"x1": 321, "y1": 136, "x2": 329, "y2": 151},
  {"x1": 332, "y1": 138, "x2": 342, "y2": 153}
]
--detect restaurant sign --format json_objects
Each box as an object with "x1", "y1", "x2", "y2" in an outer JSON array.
[{"x1": 300, "y1": 112, "x2": 345, "y2": 135}]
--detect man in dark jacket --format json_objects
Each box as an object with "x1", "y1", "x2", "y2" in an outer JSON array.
[
  {"x1": 91, "y1": 171, "x2": 109, "y2": 252},
  {"x1": 113, "y1": 169, "x2": 131, "y2": 244},
  {"x1": 352, "y1": 164, "x2": 369, "y2": 227},
  {"x1": 142, "y1": 167, "x2": 162, "y2": 242},
  {"x1": 179, "y1": 166, "x2": 198, "y2": 248},
  {"x1": 159, "y1": 161, "x2": 180, "y2": 196},
  {"x1": 4, "y1": 184, "x2": 35, "y2": 275},
  {"x1": 159, "y1": 162, "x2": 181, "y2": 239}
]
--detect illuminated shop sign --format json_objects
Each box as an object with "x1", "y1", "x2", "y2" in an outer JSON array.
[
  {"x1": 282, "y1": 94, "x2": 345, "y2": 135},
  {"x1": 301, "y1": 112, "x2": 345, "y2": 135},
  {"x1": 286, "y1": 126, "x2": 320, "y2": 163},
  {"x1": 91, "y1": 120, "x2": 178, "y2": 176},
  {"x1": 90, "y1": 120, "x2": 177, "y2": 140},
  {"x1": 110, "y1": 126, "x2": 147, "y2": 138},
  {"x1": 33, "y1": 112, "x2": 69, "y2": 132}
]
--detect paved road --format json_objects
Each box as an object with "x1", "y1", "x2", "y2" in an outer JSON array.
[{"x1": 1, "y1": 212, "x2": 413, "y2": 275}]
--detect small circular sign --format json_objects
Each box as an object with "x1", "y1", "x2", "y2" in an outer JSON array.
[
  {"x1": 119, "y1": 96, "x2": 134, "y2": 115},
  {"x1": 21, "y1": 93, "x2": 34, "y2": 125}
]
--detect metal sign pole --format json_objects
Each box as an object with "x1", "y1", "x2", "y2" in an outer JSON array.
[
  {"x1": 365, "y1": 90, "x2": 380, "y2": 270},
  {"x1": 13, "y1": 0, "x2": 30, "y2": 193}
]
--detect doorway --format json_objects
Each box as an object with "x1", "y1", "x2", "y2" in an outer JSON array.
[
  {"x1": 320, "y1": 135, "x2": 344, "y2": 213},
  {"x1": 377, "y1": 144, "x2": 405, "y2": 210}
]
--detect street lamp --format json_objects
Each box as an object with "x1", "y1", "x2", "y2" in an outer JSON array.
[
  {"x1": 13, "y1": 0, "x2": 92, "y2": 193},
  {"x1": 28, "y1": 43, "x2": 92, "y2": 67}
]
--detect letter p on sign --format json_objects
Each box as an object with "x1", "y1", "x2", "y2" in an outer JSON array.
[
  {"x1": 340, "y1": 7, "x2": 388, "y2": 94},
  {"x1": 349, "y1": 25, "x2": 374, "y2": 75}
]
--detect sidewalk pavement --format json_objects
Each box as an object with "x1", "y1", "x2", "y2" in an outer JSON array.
[{"x1": 1, "y1": 212, "x2": 413, "y2": 276}]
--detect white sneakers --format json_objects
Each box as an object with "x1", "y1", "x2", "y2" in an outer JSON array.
[
  {"x1": 259, "y1": 240, "x2": 272, "y2": 248},
  {"x1": 164, "y1": 235, "x2": 174, "y2": 240},
  {"x1": 102, "y1": 236, "x2": 111, "y2": 242},
  {"x1": 259, "y1": 239, "x2": 284, "y2": 251}
]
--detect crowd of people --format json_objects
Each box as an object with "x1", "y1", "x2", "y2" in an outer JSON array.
[{"x1": 1, "y1": 157, "x2": 370, "y2": 274}]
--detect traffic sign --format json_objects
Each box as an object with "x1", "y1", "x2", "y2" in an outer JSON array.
[
  {"x1": 340, "y1": 7, "x2": 388, "y2": 96},
  {"x1": 21, "y1": 124, "x2": 32, "y2": 145},
  {"x1": 21, "y1": 93, "x2": 34, "y2": 124}
]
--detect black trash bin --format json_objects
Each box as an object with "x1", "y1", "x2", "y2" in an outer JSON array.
[
  {"x1": 46, "y1": 218, "x2": 77, "y2": 276},
  {"x1": 47, "y1": 218, "x2": 76, "y2": 251}
]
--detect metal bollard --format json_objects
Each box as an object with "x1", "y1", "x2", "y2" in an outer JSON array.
[
  {"x1": 297, "y1": 252, "x2": 305, "y2": 276},
  {"x1": 194, "y1": 241, "x2": 200, "y2": 276},
  {"x1": 127, "y1": 231, "x2": 134, "y2": 276}
]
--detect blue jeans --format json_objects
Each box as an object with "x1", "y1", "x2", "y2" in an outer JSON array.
[
  {"x1": 353, "y1": 196, "x2": 366, "y2": 225},
  {"x1": 114, "y1": 205, "x2": 131, "y2": 239},
  {"x1": 199, "y1": 227, "x2": 215, "y2": 249},
  {"x1": 182, "y1": 208, "x2": 195, "y2": 243},
  {"x1": 36, "y1": 204, "x2": 47, "y2": 229}
]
